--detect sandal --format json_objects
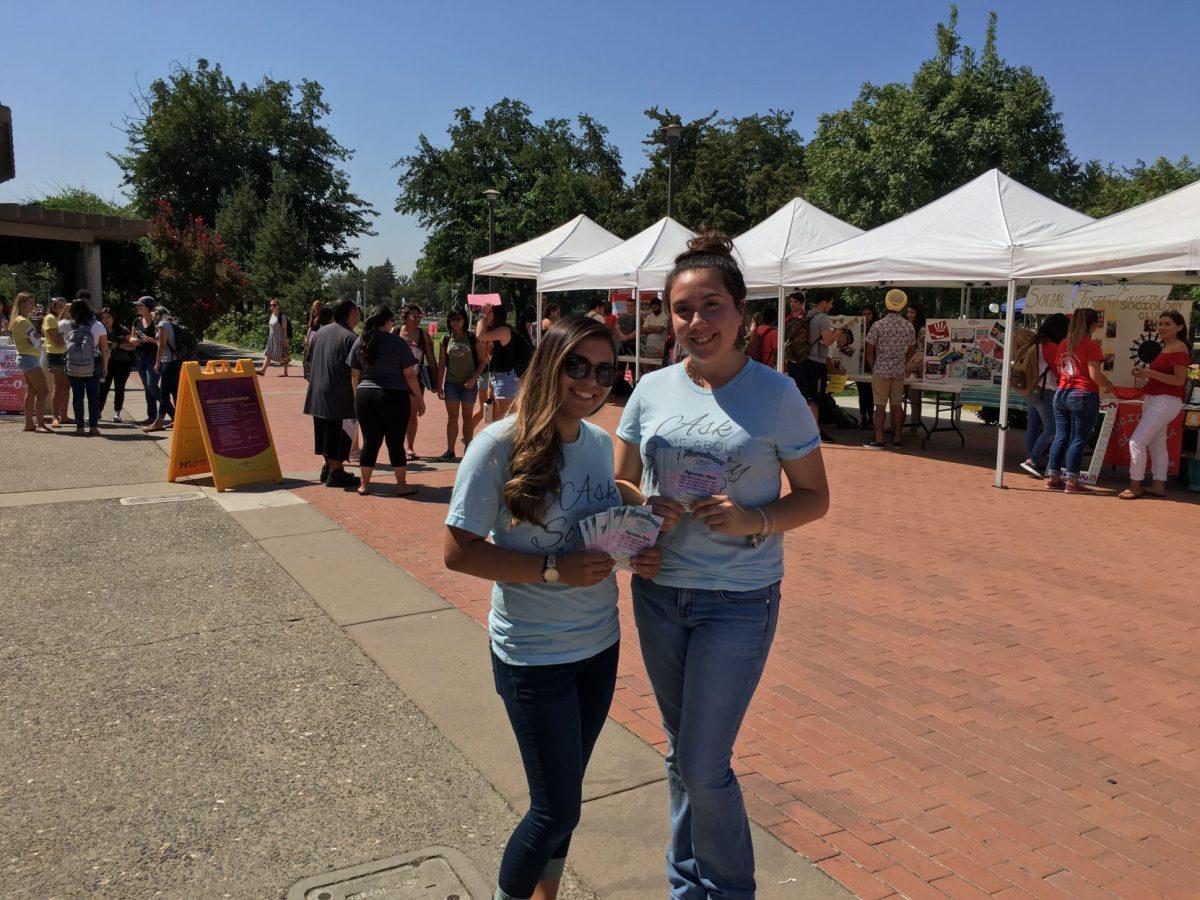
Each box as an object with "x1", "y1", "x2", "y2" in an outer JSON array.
[
  {"x1": 396, "y1": 484, "x2": 419, "y2": 497},
  {"x1": 356, "y1": 485, "x2": 371, "y2": 496},
  {"x1": 1117, "y1": 487, "x2": 1144, "y2": 500}
]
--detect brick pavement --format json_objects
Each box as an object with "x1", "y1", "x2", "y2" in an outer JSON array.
[{"x1": 253, "y1": 369, "x2": 1200, "y2": 899}]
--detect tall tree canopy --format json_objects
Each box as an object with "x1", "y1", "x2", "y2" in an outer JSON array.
[
  {"x1": 805, "y1": 7, "x2": 1086, "y2": 229},
  {"x1": 394, "y1": 98, "x2": 626, "y2": 306},
  {"x1": 113, "y1": 59, "x2": 376, "y2": 269}
]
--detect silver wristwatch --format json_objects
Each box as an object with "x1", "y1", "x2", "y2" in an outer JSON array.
[{"x1": 542, "y1": 554, "x2": 560, "y2": 584}]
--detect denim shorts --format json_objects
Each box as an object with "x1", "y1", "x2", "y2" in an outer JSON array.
[
  {"x1": 491, "y1": 370, "x2": 521, "y2": 400},
  {"x1": 18, "y1": 354, "x2": 41, "y2": 373},
  {"x1": 46, "y1": 352, "x2": 65, "y2": 371},
  {"x1": 443, "y1": 381, "x2": 478, "y2": 404}
]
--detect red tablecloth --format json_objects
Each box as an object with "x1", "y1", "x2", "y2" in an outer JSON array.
[{"x1": 1104, "y1": 401, "x2": 1184, "y2": 475}]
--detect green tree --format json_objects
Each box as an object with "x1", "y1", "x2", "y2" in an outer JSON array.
[
  {"x1": 143, "y1": 201, "x2": 251, "y2": 334},
  {"x1": 114, "y1": 58, "x2": 376, "y2": 269},
  {"x1": 214, "y1": 178, "x2": 263, "y2": 269},
  {"x1": 250, "y1": 170, "x2": 311, "y2": 302},
  {"x1": 1080, "y1": 156, "x2": 1200, "y2": 219},
  {"x1": 325, "y1": 267, "x2": 365, "y2": 303},
  {"x1": 805, "y1": 7, "x2": 1085, "y2": 229},
  {"x1": 394, "y1": 98, "x2": 627, "y2": 311},
  {"x1": 364, "y1": 258, "x2": 398, "y2": 307},
  {"x1": 29, "y1": 185, "x2": 133, "y2": 217}
]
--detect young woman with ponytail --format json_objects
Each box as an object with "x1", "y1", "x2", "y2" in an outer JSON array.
[
  {"x1": 348, "y1": 305, "x2": 424, "y2": 497},
  {"x1": 614, "y1": 233, "x2": 830, "y2": 899},
  {"x1": 1045, "y1": 307, "x2": 1115, "y2": 493},
  {"x1": 444, "y1": 314, "x2": 661, "y2": 900}
]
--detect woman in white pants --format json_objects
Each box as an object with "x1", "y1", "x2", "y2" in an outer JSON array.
[{"x1": 1119, "y1": 310, "x2": 1191, "y2": 499}]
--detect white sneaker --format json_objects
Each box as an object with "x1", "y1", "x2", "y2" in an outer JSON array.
[
  {"x1": 1019, "y1": 460, "x2": 1042, "y2": 478},
  {"x1": 113, "y1": 412, "x2": 123, "y2": 423}
]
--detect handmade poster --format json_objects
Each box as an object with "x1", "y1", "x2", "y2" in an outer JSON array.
[
  {"x1": 580, "y1": 505, "x2": 663, "y2": 569},
  {"x1": 1024, "y1": 284, "x2": 1187, "y2": 387},
  {"x1": 1103, "y1": 402, "x2": 1185, "y2": 477},
  {"x1": 0, "y1": 342, "x2": 25, "y2": 413},
  {"x1": 167, "y1": 358, "x2": 283, "y2": 492},
  {"x1": 921, "y1": 318, "x2": 1005, "y2": 385},
  {"x1": 828, "y1": 315, "x2": 865, "y2": 376}
]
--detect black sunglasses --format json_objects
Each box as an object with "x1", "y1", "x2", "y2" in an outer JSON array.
[{"x1": 564, "y1": 354, "x2": 617, "y2": 387}]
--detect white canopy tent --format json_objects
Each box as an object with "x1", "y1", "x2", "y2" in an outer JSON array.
[
  {"x1": 1014, "y1": 178, "x2": 1200, "y2": 284},
  {"x1": 538, "y1": 217, "x2": 698, "y2": 380},
  {"x1": 777, "y1": 169, "x2": 1095, "y2": 489},
  {"x1": 733, "y1": 197, "x2": 863, "y2": 371},
  {"x1": 470, "y1": 214, "x2": 623, "y2": 341}
]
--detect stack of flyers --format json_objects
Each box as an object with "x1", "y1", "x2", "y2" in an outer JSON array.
[
  {"x1": 580, "y1": 505, "x2": 663, "y2": 569},
  {"x1": 655, "y1": 447, "x2": 727, "y2": 510}
]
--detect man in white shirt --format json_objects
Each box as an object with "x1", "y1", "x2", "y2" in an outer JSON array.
[{"x1": 641, "y1": 296, "x2": 669, "y2": 358}]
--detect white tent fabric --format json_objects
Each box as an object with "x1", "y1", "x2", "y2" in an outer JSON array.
[
  {"x1": 471, "y1": 214, "x2": 622, "y2": 280},
  {"x1": 780, "y1": 169, "x2": 1094, "y2": 287},
  {"x1": 734, "y1": 197, "x2": 863, "y2": 289},
  {"x1": 1014, "y1": 178, "x2": 1200, "y2": 283},
  {"x1": 537, "y1": 217, "x2": 698, "y2": 293}
]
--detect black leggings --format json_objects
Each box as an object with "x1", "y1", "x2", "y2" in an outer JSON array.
[
  {"x1": 354, "y1": 386, "x2": 410, "y2": 468},
  {"x1": 100, "y1": 358, "x2": 134, "y2": 413}
]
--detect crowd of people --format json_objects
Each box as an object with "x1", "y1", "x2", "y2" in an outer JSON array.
[{"x1": 3, "y1": 290, "x2": 185, "y2": 436}]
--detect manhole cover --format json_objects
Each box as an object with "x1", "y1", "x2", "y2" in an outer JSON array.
[
  {"x1": 288, "y1": 847, "x2": 489, "y2": 900},
  {"x1": 118, "y1": 492, "x2": 205, "y2": 506}
]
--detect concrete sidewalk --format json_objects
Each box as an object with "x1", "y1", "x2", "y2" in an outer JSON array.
[{"x1": 1, "y1": 369, "x2": 843, "y2": 898}]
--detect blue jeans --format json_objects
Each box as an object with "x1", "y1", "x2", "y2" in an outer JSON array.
[
  {"x1": 159, "y1": 360, "x2": 180, "y2": 420},
  {"x1": 69, "y1": 372, "x2": 101, "y2": 428},
  {"x1": 1047, "y1": 389, "x2": 1100, "y2": 478},
  {"x1": 136, "y1": 353, "x2": 159, "y2": 420},
  {"x1": 631, "y1": 576, "x2": 781, "y2": 900},
  {"x1": 1025, "y1": 389, "x2": 1056, "y2": 464},
  {"x1": 491, "y1": 641, "x2": 619, "y2": 900}
]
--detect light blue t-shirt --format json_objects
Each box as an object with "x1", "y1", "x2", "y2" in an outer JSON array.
[
  {"x1": 446, "y1": 418, "x2": 621, "y2": 666},
  {"x1": 616, "y1": 360, "x2": 820, "y2": 591}
]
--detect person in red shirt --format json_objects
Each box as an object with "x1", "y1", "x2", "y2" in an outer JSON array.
[
  {"x1": 1120, "y1": 310, "x2": 1192, "y2": 499},
  {"x1": 1019, "y1": 313, "x2": 1069, "y2": 477},
  {"x1": 1045, "y1": 308, "x2": 1115, "y2": 493}
]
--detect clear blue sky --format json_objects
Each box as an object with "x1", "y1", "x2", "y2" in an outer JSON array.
[{"x1": 3, "y1": 0, "x2": 1197, "y2": 273}]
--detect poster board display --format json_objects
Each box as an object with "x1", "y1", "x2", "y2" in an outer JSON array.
[
  {"x1": 1102, "y1": 402, "x2": 1185, "y2": 477},
  {"x1": 0, "y1": 342, "x2": 25, "y2": 413},
  {"x1": 828, "y1": 315, "x2": 865, "y2": 376},
  {"x1": 167, "y1": 358, "x2": 283, "y2": 492},
  {"x1": 1024, "y1": 284, "x2": 1187, "y2": 388},
  {"x1": 920, "y1": 318, "x2": 1006, "y2": 386},
  {"x1": 1079, "y1": 399, "x2": 1120, "y2": 486}
]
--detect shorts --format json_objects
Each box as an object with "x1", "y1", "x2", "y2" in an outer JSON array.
[
  {"x1": 443, "y1": 381, "x2": 478, "y2": 404},
  {"x1": 18, "y1": 354, "x2": 41, "y2": 373},
  {"x1": 794, "y1": 358, "x2": 829, "y2": 403},
  {"x1": 871, "y1": 374, "x2": 906, "y2": 408},
  {"x1": 46, "y1": 353, "x2": 65, "y2": 371},
  {"x1": 312, "y1": 416, "x2": 352, "y2": 462},
  {"x1": 490, "y1": 370, "x2": 521, "y2": 400}
]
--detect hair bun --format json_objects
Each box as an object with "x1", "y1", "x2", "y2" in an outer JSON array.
[{"x1": 679, "y1": 231, "x2": 735, "y2": 263}]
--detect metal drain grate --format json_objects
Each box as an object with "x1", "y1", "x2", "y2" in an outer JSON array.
[{"x1": 288, "y1": 847, "x2": 489, "y2": 900}]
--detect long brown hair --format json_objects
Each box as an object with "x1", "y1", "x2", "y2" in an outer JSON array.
[
  {"x1": 1159, "y1": 309, "x2": 1188, "y2": 346},
  {"x1": 1065, "y1": 307, "x2": 1099, "y2": 353},
  {"x1": 504, "y1": 314, "x2": 617, "y2": 527}
]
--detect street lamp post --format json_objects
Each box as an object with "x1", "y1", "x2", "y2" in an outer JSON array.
[
  {"x1": 483, "y1": 188, "x2": 499, "y2": 293},
  {"x1": 663, "y1": 123, "x2": 682, "y2": 220}
]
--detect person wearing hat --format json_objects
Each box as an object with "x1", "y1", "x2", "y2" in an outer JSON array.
[
  {"x1": 130, "y1": 296, "x2": 161, "y2": 425},
  {"x1": 863, "y1": 289, "x2": 916, "y2": 449}
]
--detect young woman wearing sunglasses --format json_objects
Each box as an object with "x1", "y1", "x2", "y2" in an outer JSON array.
[
  {"x1": 445, "y1": 314, "x2": 662, "y2": 900},
  {"x1": 614, "y1": 233, "x2": 830, "y2": 899}
]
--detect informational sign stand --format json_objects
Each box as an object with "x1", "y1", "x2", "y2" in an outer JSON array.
[
  {"x1": 167, "y1": 359, "x2": 283, "y2": 492},
  {"x1": 0, "y1": 340, "x2": 26, "y2": 413}
]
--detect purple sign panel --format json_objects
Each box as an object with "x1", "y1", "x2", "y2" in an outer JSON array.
[{"x1": 195, "y1": 376, "x2": 270, "y2": 459}]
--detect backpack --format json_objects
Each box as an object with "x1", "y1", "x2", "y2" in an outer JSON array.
[
  {"x1": 281, "y1": 314, "x2": 293, "y2": 344},
  {"x1": 170, "y1": 322, "x2": 198, "y2": 361},
  {"x1": 65, "y1": 324, "x2": 96, "y2": 378},
  {"x1": 1008, "y1": 327, "x2": 1041, "y2": 396},
  {"x1": 509, "y1": 326, "x2": 534, "y2": 377},
  {"x1": 783, "y1": 316, "x2": 810, "y2": 365},
  {"x1": 747, "y1": 325, "x2": 777, "y2": 368}
]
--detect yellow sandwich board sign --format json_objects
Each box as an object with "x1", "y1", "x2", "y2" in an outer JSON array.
[{"x1": 167, "y1": 359, "x2": 283, "y2": 492}]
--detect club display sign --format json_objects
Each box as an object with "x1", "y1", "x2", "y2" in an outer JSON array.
[
  {"x1": 1024, "y1": 284, "x2": 1188, "y2": 387},
  {"x1": 0, "y1": 343, "x2": 25, "y2": 412},
  {"x1": 167, "y1": 359, "x2": 282, "y2": 492},
  {"x1": 920, "y1": 318, "x2": 1007, "y2": 385}
]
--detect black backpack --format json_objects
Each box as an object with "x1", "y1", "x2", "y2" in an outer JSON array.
[
  {"x1": 171, "y1": 322, "x2": 198, "y2": 361},
  {"x1": 510, "y1": 327, "x2": 534, "y2": 377}
]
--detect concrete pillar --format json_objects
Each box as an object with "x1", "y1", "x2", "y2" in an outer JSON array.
[{"x1": 79, "y1": 242, "x2": 101, "y2": 306}]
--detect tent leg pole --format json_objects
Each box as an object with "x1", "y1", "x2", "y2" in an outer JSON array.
[
  {"x1": 776, "y1": 286, "x2": 786, "y2": 373},
  {"x1": 634, "y1": 288, "x2": 641, "y2": 384},
  {"x1": 536, "y1": 292, "x2": 544, "y2": 344},
  {"x1": 993, "y1": 280, "x2": 1018, "y2": 489}
]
